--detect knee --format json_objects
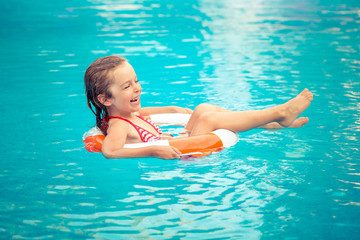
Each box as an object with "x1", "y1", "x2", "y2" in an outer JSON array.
[
  {"x1": 194, "y1": 103, "x2": 217, "y2": 114},
  {"x1": 197, "y1": 112, "x2": 218, "y2": 128}
]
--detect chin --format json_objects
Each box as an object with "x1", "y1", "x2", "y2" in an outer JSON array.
[{"x1": 133, "y1": 104, "x2": 141, "y2": 112}]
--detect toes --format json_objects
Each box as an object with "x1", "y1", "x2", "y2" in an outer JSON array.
[{"x1": 302, "y1": 117, "x2": 309, "y2": 125}]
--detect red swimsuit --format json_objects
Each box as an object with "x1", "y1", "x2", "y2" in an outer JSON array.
[{"x1": 107, "y1": 115, "x2": 162, "y2": 142}]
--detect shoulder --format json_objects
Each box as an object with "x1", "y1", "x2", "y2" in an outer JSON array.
[
  {"x1": 102, "y1": 119, "x2": 129, "y2": 152},
  {"x1": 107, "y1": 118, "x2": 131, "y2": 136}
]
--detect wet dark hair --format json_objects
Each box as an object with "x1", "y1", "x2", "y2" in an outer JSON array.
[{"x1": 84, "y1": 55, "x2": 127, "y2": 135}]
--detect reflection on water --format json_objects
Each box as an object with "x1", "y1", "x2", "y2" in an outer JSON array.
[
  {"x1": 49, "y1": 155, "x2": 290, "y2": 239},
  {"x1": 0, "y1": 0, "x2": 359, "y2": 239}
]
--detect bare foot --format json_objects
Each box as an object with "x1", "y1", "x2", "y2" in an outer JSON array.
[
  {"x1": 290, "y1": 117, "x2": 309, "y2": 128},
  {"x1": 262, "y1": 117, "x2": 309, "y2": 131},
  {"x1": 278, "y1": 89, "x2": 313, "y2": 127}
]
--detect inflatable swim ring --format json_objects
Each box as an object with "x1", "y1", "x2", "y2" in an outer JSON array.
[{"x1": 83, "y1": 113, "x2": 239, "y2": 158}]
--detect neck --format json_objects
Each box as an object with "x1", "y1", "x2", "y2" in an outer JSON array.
[{"x1": 108, "y1": 108, "x2": 137, "y2": 119}]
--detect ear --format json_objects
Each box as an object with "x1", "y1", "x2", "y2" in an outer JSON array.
[{"x1": 97, "y1": 94, "x2": 113, "y2": 107}]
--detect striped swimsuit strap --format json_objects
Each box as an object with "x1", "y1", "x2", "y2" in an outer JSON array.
[{"x1": 107, "y1": 115, "x2": 162, "y2": 142}]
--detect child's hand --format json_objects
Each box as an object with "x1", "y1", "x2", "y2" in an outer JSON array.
[{"x1": 151, "y1": 146, "x2": 181, "y2": 160}]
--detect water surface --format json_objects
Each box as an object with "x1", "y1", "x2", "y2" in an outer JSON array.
[{"x1": 0, "y1": 0, "x2": 359, "y2": 239}]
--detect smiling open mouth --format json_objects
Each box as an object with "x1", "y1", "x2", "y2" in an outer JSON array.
[{"x1": 130, "y1": 97, "x2": 139, "y2": 103}]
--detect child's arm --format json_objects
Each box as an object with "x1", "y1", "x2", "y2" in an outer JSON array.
[
  {"x1": 101, "y1": 120, "x2": 181, "y2": 159},
  {"x1": 103, "y1": 143, "x2": 181, "y2": 159},
  {"x1": 139, "y1": 106, "x2": 192, "y2": 116}
]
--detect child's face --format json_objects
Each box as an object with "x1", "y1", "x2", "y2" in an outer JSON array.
[{"x1": 105, "y1": 62, "x2": 142, "y2": 116}]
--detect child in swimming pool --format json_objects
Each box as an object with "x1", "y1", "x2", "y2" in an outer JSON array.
[{"x1": 85, "y1": 55, "x2": 313, "y2": 159}]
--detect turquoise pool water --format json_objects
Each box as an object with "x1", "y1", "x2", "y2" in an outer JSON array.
[{"x1": 1, "y1": 0, "x2": 359, "y2": 238}]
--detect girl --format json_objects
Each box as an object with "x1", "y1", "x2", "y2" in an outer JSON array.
[{"x1": 85, "y1": 55, "x2": 313, "y2": 159}]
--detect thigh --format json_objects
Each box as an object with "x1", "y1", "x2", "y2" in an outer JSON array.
[{"x1": 184, "y1": 103, "x2": 231, "y2": 132}]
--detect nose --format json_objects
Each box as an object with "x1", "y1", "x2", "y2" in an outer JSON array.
[{"x1": 134, "y1": 82, "x2": 141, "y2": 93}]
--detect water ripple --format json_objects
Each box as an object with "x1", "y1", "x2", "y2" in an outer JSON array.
[{"x1": 1, "y1": 0, "x2": 360, "y2": 239}]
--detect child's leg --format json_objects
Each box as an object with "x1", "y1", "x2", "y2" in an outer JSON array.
[
  {"x1": 260, "y1": 117, "x2": 309, "y2": 131},
  {"x1": 188, "y1": 89, "x2": 313, "y2": 136},
  {"x1": 185, "y1": 103, "x2": 310, "y2": 132},
  {"x1": 184, "y1": 103, "x2": 231, "y2": 131}
]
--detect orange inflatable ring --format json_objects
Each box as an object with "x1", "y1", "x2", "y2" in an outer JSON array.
[{"x1": 83, "y1": 113, "x2": 239, "y2": 158}]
